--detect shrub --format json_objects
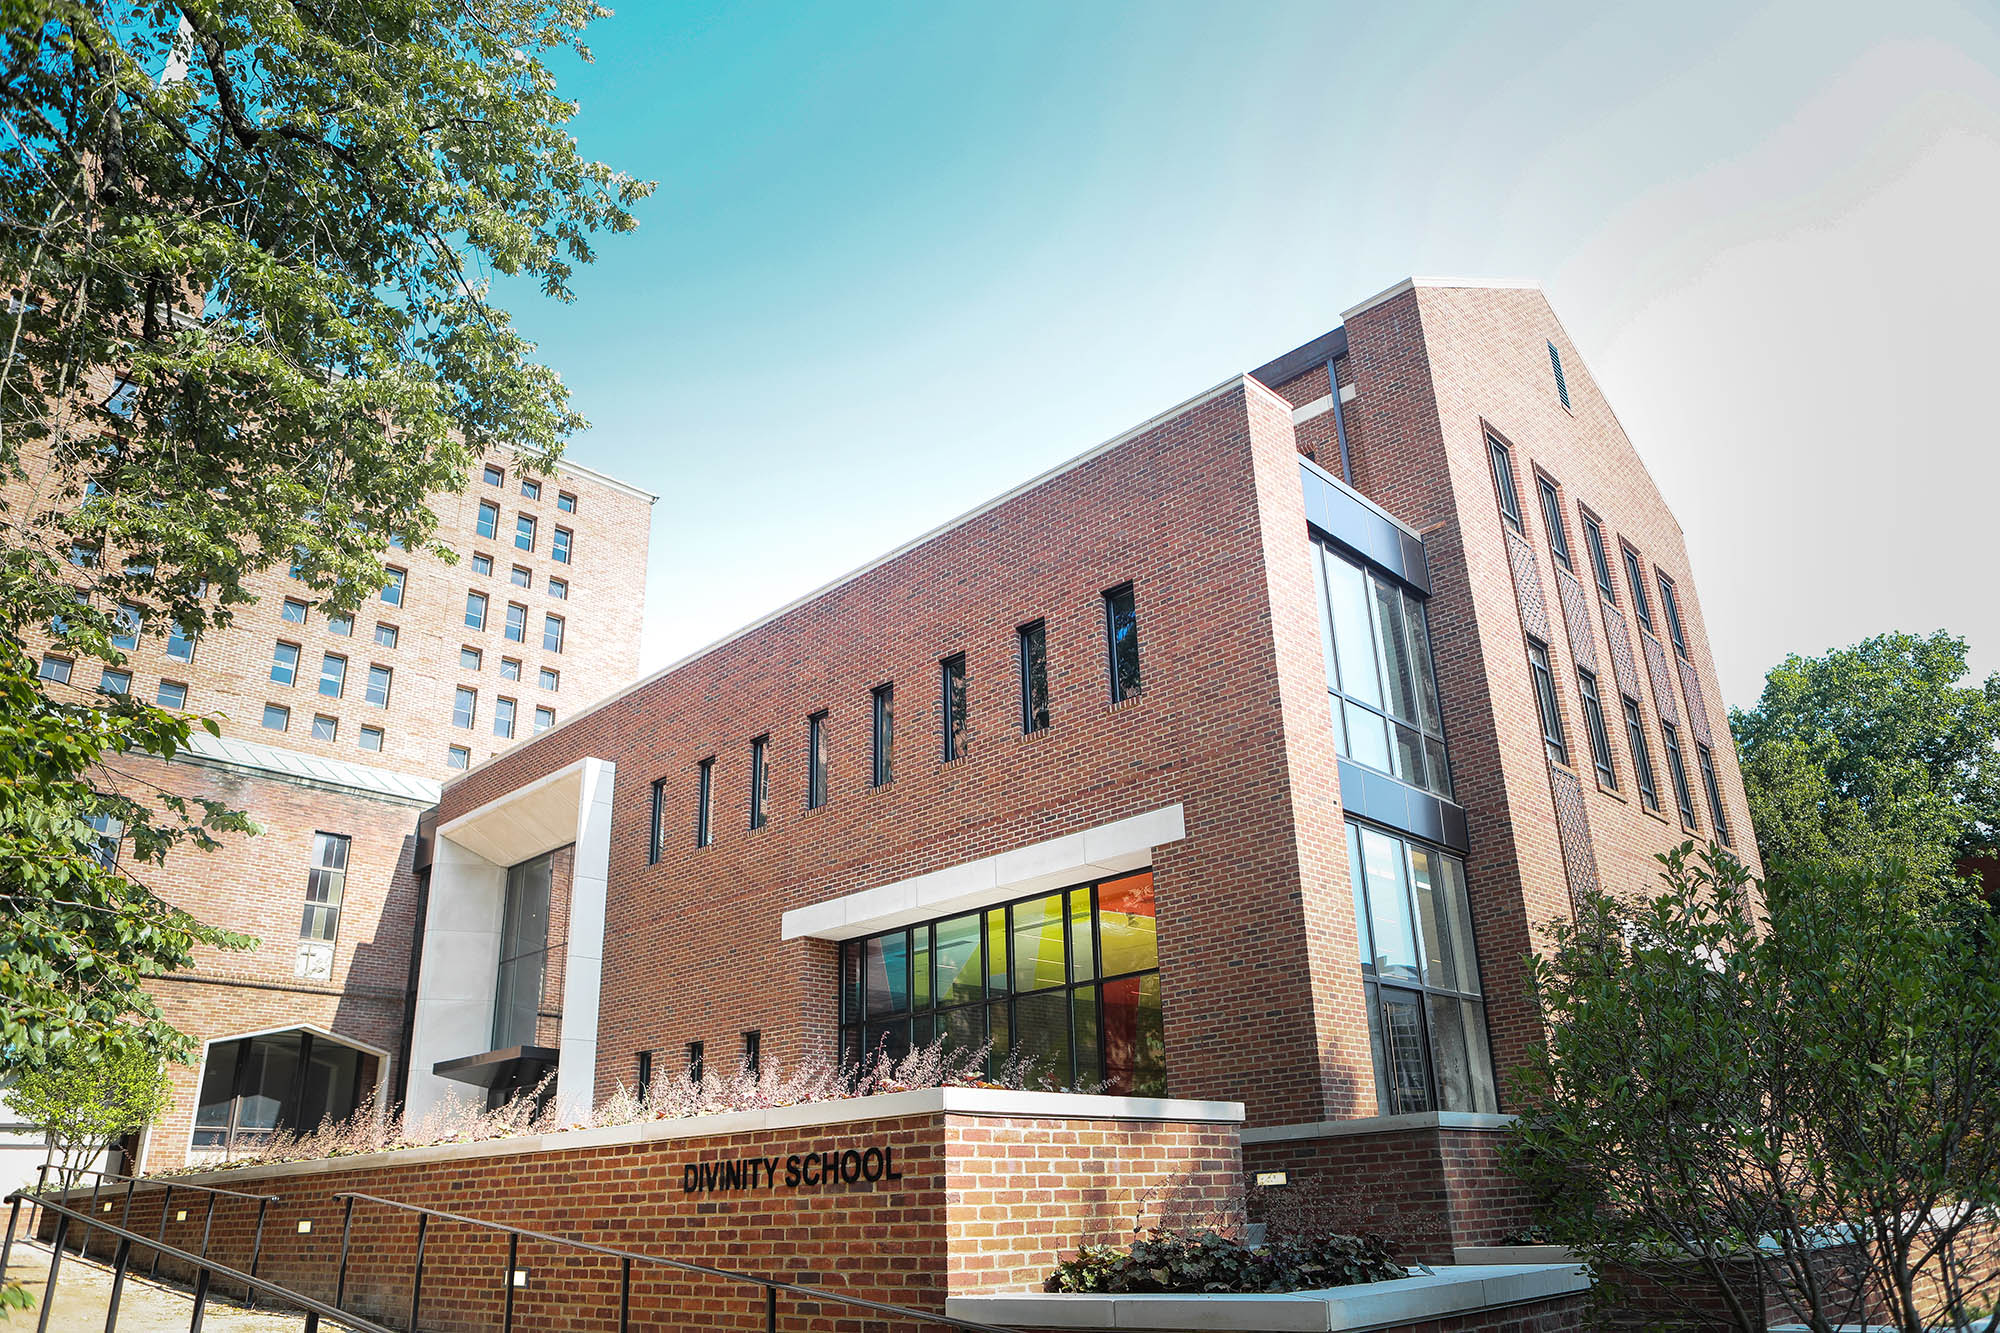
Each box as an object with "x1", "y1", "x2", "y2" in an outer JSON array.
[{"x1": 1045, "y1": 1229, "x2": 1405, "y2": 1294}]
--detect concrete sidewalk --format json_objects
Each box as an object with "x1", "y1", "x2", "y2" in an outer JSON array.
[{"x1": 5, "y1": 1238, "x2": 306, "y2": 1333}]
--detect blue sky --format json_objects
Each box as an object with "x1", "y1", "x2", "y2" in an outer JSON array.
[{"x1": 496, "y1": 0, "x2": 2000, "y2": 707}]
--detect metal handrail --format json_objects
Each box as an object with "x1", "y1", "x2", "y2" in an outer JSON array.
[
  {"x1": 3, "y1": 1192, "x2": 392, "y2": 1333},
  {"x1": 48, "y1": 1166, "x2": 282, "y2": 1204},
  {"x1": 21, "y1": 1162, "x2": 282, "y2": 1298},
  {"x1": 331, "y1": 1189, "x2": 1022, "y2": 1333}
]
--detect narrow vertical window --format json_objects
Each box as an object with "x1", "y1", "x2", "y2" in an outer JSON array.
[
  {"x1": 365, "y1": 664, "x2": 392, "y2": 707},
  {"x1": 1696, "y1": 744, "x2": 1733, "y2": 846},
  {"x1": 1662, "y1": 722, "x2": 1697, "y2": 829},
  {"x1": 807, "y1": 712, "x2": 829, "y2": 809},
  {"x1": 557, "y1": 491, "x2": 576, "y2": 514},
  {"x1": 543, "y1": 614, "x2": 564, "y2": 653},
  {"x1": 1623, "y1": 546, "x2": 1654, "y2": 631},
  {"x1": 494, "y1": 696, "x2": 517, "y2": 739},
  {"x1": 742, "y1": 1030, "x2": 762, "y2": 1077},
  {"x1": 380, "y1": 567, "x2": 406, "y2": 606},
  {"x1": 504, "y1": 603, "x2": 527, "y2": 642},
  {"x1": 648, "y1": 778, "x2": 665, "y2": 864},
  {"x1": 1656, "y1": 571, "x2": 1689, "y2": 658},
  {"x1": 318, "y1": 653, "x2": 347, "y2": 699},
  {"x1": 514, "y1": 513, "x2": 536, "y2": 552},
  {"x1": 552, "y1": 527, "x2": 572, "y2": 565},
  {"x1": 1623, "y1": 698, "x2": 1661, "y2": 813},
  {"x1": 1018, "y1": 620, "x2": 1049, "y2": 733},
  {"x1": 749, "y1": 737, "x2": 768, "y2": 829},
  {"x1": 1104, "y1": 584, "x2": 1140, "y2": 703},
  {"x1": 452, "y1": 686, "x2": 477, "y2": 729},
  {"x1": 1526, "y1": 640, "x2": 1569, "y2": 767},
  {"x1": 1536, "y1": 477, "x2": 1572, "y2": 571},
  {"x1": 271, "y1": 641, "x2": 300, "y2": 686},
  {"x1": 686, "y1": 1041, "x2": 705, "y2": 1083},
  {"x1": 476, "y1": 501, "x2": 498, "y2": 539},
  {"x1": 300, "y1": 833, "x2": 350, "y2": 943},
  {"x1": 636, "y1": 1050, "x2": 653, "y2": 1092},
  {"x1": 1580, "y1": 509, "x2": 1615, "y2": 599},
  {"x1": 1548, "y1": 340, "x2": 1571, "y2": 410},
  {"x1": 166, "y1": 621, "x2": 196, "y2": 662},
  {"x1": 941, "y1": 654, "x2": 967, "y2": 762},
  {"x1": 465, "y1": 590, "x2": 487, "y2": 630},
  {"x1": 1576, "y1": 669, "x2": 1618, "y2": 789},
  {"x1": 695, "y1": 757, "x2": 714, "y2": 847},
  {"x1": 1488, "y1": 437, "x2": 1524, "y2": 533},
  {"x1": 871, "y1": 684, "x2": 894, "y2": 787}
]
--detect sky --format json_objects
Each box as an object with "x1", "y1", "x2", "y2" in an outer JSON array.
[{"x1": 494, "y1": 0, "x2": 2000, "y2": 710}]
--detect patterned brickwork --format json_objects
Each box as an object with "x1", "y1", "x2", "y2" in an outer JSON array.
[
  {"x1": 1641, "y1": 632, "x2": 1680, "y2": 728},
  {"x1": 1548, "y1": 764, "x2": 1600, "y2": 906},
  {"x1": 1677, "y1": 657, "x2": 1713, "y2": 748},
  {"x1": 1554, "y1": 569, "x2": 1598, "y2": 676},
  {"x1": 1600, "y1": 603, "x2": 1643, "y2": 703},
  {"x1": 1504, "y1": 532, "x2": 1553, "y2": 644}
]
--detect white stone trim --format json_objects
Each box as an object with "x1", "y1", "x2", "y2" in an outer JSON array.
[
  {"x1": 551, "y1": 456, "x2": 658, "y2": 504},
  {"x1": 946, "y1": 1264, "x2": 1589, "y2": 1331},
  {"x1": 1293, "y1": 394, "x2": 1334, "y2": 425},
  {"x1": 159, "y1": 1087, "x2": 1244, "y2": 1188},
  {"x1": 1340, "y1": 276, "x2": 1544, "y2": 323},
  {"x1": 1340, "y1": 382, "x2": 1358, "y2": 404},
  {"x1": 780, "y1": 804, "x2": 1186, "y2": 941},
  {"x1": 1241, "y1": 1111, "x2": 1516, "y2": 1145}
]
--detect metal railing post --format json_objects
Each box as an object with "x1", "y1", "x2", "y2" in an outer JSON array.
[
  {"x1": 103, "y1": 1235, "x2": 133, "y2": 1333},
  {"x1": 34, "y1": 1212, "x2": 69, "y2": 1333},
  {"x1": 619, "y1": 1254, "x2": 630, "y2": 1333},
  {"x1": 187, "y1": 1265, "x2": 210, "y2": 1333},
  {"x1": 198, "y1": 1193, "x2": 216, "y2": 1266},
  {"x1": 83, "y1": 1171, "x2": 103, "y2": 1257},
  {"x1": 26, "y1": 1162, "x2": 47, "y2": 1237},
  {"x1": 119, "y1": 1177, "x2": 137, "y2": 1233},
  {"x1": 766, "y1": 1284, "x2": 778, "y2": 1333},
  {"x1": 335, "y1": 1195, "x2": 355, "y2": 1308},
  {"x1": 407, "y1": 1213, "x2": 428, "y2": 1333},
  {"x1": 501, "y1": 1232, "x2": 518, "y2": 1333},
  {"x1": 149, "y1": 1184, "x2": 174, "y2": 1278},
  {"x1": 245, "y1": 1197, "x2": 269, "y2": 1308},
  {"x1": 1, "y1": 1194, "x2": 21, "y2": 1279}
]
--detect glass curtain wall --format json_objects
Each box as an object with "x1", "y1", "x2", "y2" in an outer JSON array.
[
  {"x1": 1312, "y1": 539, "x2": 1453, "y2": 798},
  {"x1": 1345, "y1": 823, "x2": 1498, "y2": 1115},
  {"x1": 492, "y1": 851, "x2": 554, "y2": 1049},
  {"x1": 839, "y1": 870, "x2": 1162, "y2": 1095},
  {"x1": 192, "y1": 1030, "x2": 373, "y2": 1153}
]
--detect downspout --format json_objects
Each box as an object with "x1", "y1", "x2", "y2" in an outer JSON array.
[{"x1": 1325, "y1": 356, "x2": 1354, "y2": 486}]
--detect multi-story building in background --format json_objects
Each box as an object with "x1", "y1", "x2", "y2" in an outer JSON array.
[
  {"x1": 2, "y1": 447, "x2": 654, "y2": 1177},
  {"x1": 400, "y1": 279, "x2": 1757, "y2": 1256}
]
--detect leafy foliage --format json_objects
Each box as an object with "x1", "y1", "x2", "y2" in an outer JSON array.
[
  {"x1": 1505, "y1": 845, "x2": 2000, "y2": 1333},
  {"x1": 1045, "y1": 1230, "x2": 1405, "y2": 1295},
  {"x1": 1730, "y1": 632, "x2": 2000, "y2": 888},
  {"x1": 9, "y1": 1039, "x2": 170, "y2": 1191},
  {"x1": 0, "y1": 1, "x2": 648, "y2": 1066}
]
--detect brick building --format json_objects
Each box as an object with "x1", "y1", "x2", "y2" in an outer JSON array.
[
  {"x1": 4, "y1": 443, "x2": 655, "y2": 1176},
  {"x1": 401, "y1": 278, "x2": 1756, "y2": 1247}
]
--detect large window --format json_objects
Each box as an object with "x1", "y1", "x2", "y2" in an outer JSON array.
[
  {"x1": 1696, "y1": 743, "x2": 1733, "y2": 847},
  {"x1": 193, "y1": 1030, "x2": 372, "y2": 1154},
  {"x1": 492, "y1": 852, "x2": 553, "y2": 1049},
  {"x1": 1662, "y1": 721, "x2": 1698, "y2": 829},
  {"x1": 300, "y1": 832, "x2": 348, "y2": 943},
  {"x1": 1346, "y1": 824, "x2": 1497, "y2": 1115},
  {"x1": 840, "y1": 870, "x2": 1163, "y2": 1095},
  {"x1": 1312, "y1": 539, "x2": 1453, "y2": 798},
  {"x1": 1577, "y1": 668, "x2": 1618, "y2": 789},
  {"x1": 1623, "y1": 697, "x2": 1661, "y2": 813}
]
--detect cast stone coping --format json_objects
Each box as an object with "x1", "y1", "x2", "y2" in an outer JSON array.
[
  {"x1": 1240, "y1": 1111, "x2": 1516, "y2": 1145},
  {"x1": 146, "y1": 1087, "x2": 1245, "y2": 1188},
  {"x1": 780, "y1": 803, "x2": 1187, "y2": 941},
  {"x1": 944, "y1": 1263, "x2": 1589, "y2": 1332}
]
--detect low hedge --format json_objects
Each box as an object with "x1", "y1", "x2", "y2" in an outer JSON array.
[{"x1": 1045, "y1": 1229, "x2": 1406, "y2": 1294}]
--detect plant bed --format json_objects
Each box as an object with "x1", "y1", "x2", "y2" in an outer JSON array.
[{"x1": 1045, "y1": 1229, "x2": 1407, "y2": 1295}]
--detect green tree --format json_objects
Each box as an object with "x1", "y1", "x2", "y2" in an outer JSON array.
[
  {"x1": 0, "y1": 2, "x2": 650, "y2": 1067},
  {"x1": 8, "y1": 1041, "x2": 170, "y2": 1193},
  {"x1": 1505, "y1": 847, "x2": 2000, "y2": 1333},
  {"x1": 1729, "y1": 632, "x2": 2000, "y2": 889}
]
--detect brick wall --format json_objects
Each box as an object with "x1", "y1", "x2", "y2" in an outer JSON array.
[{"x1": 43, "y1": 1095, "x2": 1242, "y2": 1330}]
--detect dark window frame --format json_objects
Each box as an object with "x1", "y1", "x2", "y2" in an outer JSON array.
[
  {"x1": 1103, "y1": 584, "x2": 1141, "y2": 704},
  {"x1": 750, "y1": 736, "x2": 769, "y2": 829},
  {"x1": 1018, "y1": 620, "x2": 1050, "y2": 733},
  {"x1": 1577, "y1": 668, "x2": 1618, "y2": 789},
  {"x1": 871, "y1": 684, "x2": 894, "y2": 787},
  {"x1": 1536, "y1": 473, "x2": 1572, "y2": 571},
  {"x1": 1623, "y1": 696, "x2": 1662, "y2": 813},
  {"x1": 807, "y1": 712, "x2": 829, "y2": 810},
  {"x1": 1488, "y1": 435, "x2": 1525, "y2": 534},
  {"x1": 1548, "y1": 340, "x2": 1571, "y2": 411},
  {"x1": 941, "y1": 654, "x2": 968, "y2": 763},
  {"x1": 1526, "y1": 638, "x2": 1570, "y2": 768},
  {"x1": 1656, "y1": 569, "x2": 1689, "y2": 658},
  {"x1": 695, "y1": 757, "x2": 714, "y2": 848},
  {"x1": 1662, "y1": 720, "x2": 1698, "y2": 829},
  {"x1": 648, "y1": 778, "x2": 665, "y2": 864},
  {"x1": 1579, "y1": 506, "x2": 1616, "y2": 601},
  {"x1": 635, "y1": 1049, "x2": 652, "y2": 1092},
  {"x1": 1696, "y1": 743, "x2": 1733, "y2": 846},
  {"x1": 742, "y1": 1030, "x2": 762, "y2": 1077},
  {"x1": 1622, "y1": 543, "x2": 1654, "y2": 632},
  {"x1": 686, "y1": 1041, "x2": 705, "y2": 1083}
]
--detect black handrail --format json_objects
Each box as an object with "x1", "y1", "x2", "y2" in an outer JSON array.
[
  {"x1": 4, "y1": 1191, "x2": 393, "y2": 1333},
  {"x1": 332, "y1": 1189, "x2": 1022, "y2": 1333}
]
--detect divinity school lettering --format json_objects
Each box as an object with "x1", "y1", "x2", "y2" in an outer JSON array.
[{"x1": 681, "y1": 1145, "x2": 906, "y2": 1194}]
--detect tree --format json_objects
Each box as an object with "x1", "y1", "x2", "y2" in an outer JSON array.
[
  {"x1": 0, "y1": 2, "x2": 650, "y2": 1067},
  {"x1": 9, "y1": 1040, "x2": 170, "y2": 1193},
  {"x1": 1505, "y1": 846, "x2": 2000, "y2": 1333},
  {"x1": 1730, "y1": 632, "x2": 2000, "y2": 890}
]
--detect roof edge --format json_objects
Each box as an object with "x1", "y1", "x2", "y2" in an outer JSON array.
[
  {"x1": 1341, "y1": 275, "x2": 1544, "y2": 322},
  {"x1": 552, "y1": 455, "x2": 658, "y2": 504}
]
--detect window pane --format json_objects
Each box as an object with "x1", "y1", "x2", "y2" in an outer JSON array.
[
  {"x1": 1011, "y1": 893, "x2": 1067, "y2": 993},
  {"x1": 1408, "y1": 846, "x2": 1457, "y2": 990},
  {"x1": 1344, "y1": 701, "x2": 1392, "y2": 772},
  {"x1": 1097, "y1": 872, "x2": 1157, "y2": 977},
  {"x1": 1101, "y1": 973, "x2": 1165, "y2": 1096},
  {"x1": 1347, "y1": 823, "x2": 1373, "y2": 968},
  {"x1": 1312, "y1": 546, "x2": 1340, "y2": 695},
  {"x1": 1105, "y1": 585, "x2": 1140, "y2": 702},
  {"x1": 1073, "y1": 987, "x2": 1102, "y2": 1088},
  {"x1": 1323, "y1": 552, "x2": 1381, "y2": 708},
  {"x1": 912, "y1": 926, "x2": 932, "y2": 1010},
  {"x1": 1462, "y1": 999, "x2": 1499, "y2": 1113},
  {"x1": 938, "y1": 1003, "x2": 985, "y2": 1064},
  {"x1": 864, "y1": 932, "x2": 909, "y2": 1018},
  {"x1": 1376, "y1": 987, "x2": 1431, "y2": 1114},
  {"x1": 985, "y1": 908, "x2": 1008, "y2": 996},
  {"x1": 1424, "y1": 737, "x2": 1452, "y2": 800},
  {"x1": 986, "y1": 1001, "x2": 1011, "y2": 1074},
  {"x1": 1358, "y1": 827, "x2": 1418, "y2": 979},
  {"x1": 1067, "y1": 887, "x2": 1095, "y2": 983},
  {"x1": 1426, "y1": 991, "x2": 1474, "y2": 1112},
  {"x1": 1441, "y1": 855, "x2": 1481, "y2": 994},
  {"x1": 1406, "y1": 594, "x2": 1444, "y2": 737},
  {"x1": 935, "y1": 913, "x2": 983, "y2": 1007},
  {"x1": 1390, "y1": 720, "x2": 1427, "y2": 788},
  {"x1": 1014, "y1": 988, "x2": 1072, "y2": 1088},
  {"x1": 840, "y1": 942, "x2": 862, "y2": 1025},
  {"x1": 1371, "y1": 574, "x2": 1419, "y2": 724}
]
